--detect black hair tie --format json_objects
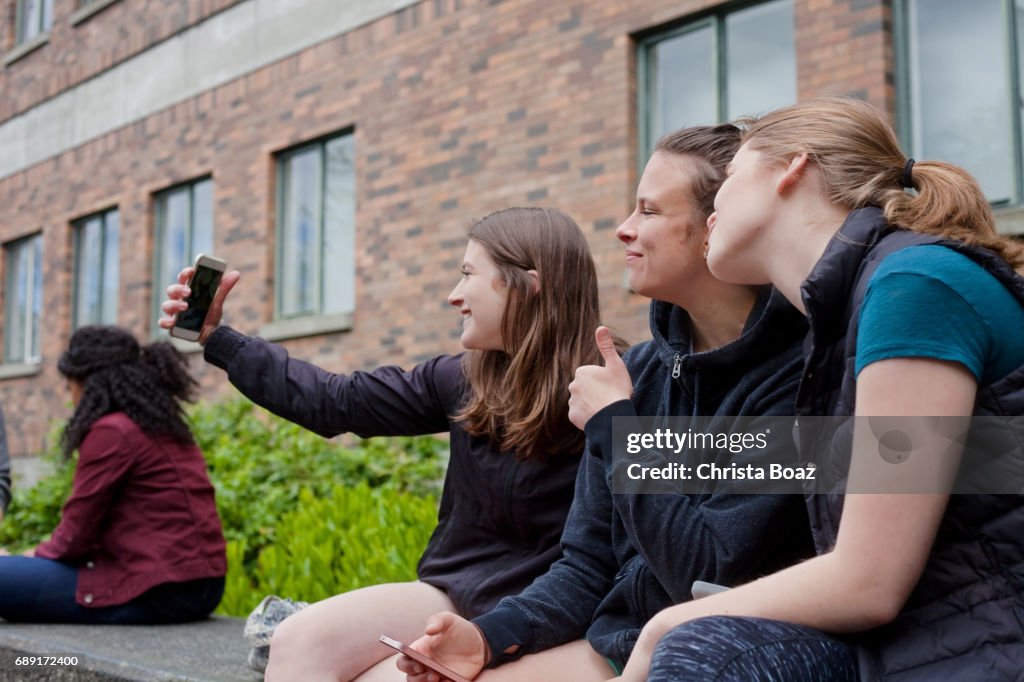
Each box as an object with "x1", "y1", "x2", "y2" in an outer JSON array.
[{"x1": 901, "y1": 158, "x2": 916, "y2": 189}]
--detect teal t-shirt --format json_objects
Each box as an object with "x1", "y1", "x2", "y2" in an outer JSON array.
[{"x1": 856, "y1": 245, "x2": 1024, "y2": 384}]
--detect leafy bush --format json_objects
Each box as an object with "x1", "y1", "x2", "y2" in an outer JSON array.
[
  {"x1": 218, "y1": 483, "x2": 437, "y2": 616},
  {"x1": 191, "y1": 400, "x2": 446, "y2": 563},
  {"x1": 0, "y1": 438, "x2": 73, "y2": 553},
  {"x1": 1, "y1": 399, "x2": 448, "y2": 616}
]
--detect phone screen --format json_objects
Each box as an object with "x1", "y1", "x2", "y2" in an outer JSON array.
[
  {"x1": 378, "y1": 635, "x2": 472, "y2": 682},
  {"x1": 176, "y1": 264, "x2": 223, "y2": 332}
]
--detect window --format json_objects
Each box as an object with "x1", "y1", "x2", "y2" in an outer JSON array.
[
  {"x1": 17, "y1": 0, "x2": 53, "y2": 44},
  {"x1": 153, "y1": 178, "x2": 213, "y2": 325},
  {"x1": 637, "y1": 0, "x2": 797, "y2": 156},
  {"x1": 72, "y1": 209, "x2": 120, "y2": 328},
  {"x1": 276, "y1": 133, "x2": 355, "y2": 320},
  {"x1": 4, "y1": 234, "x2": 43, "y2": 364},
  {"x1": 900, "y1": 0, "x2": 1024, "y2": 205}
]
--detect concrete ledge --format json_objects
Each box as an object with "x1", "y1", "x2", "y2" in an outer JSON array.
[
  {"x1": 994, "y1": 205, "x2": 1024, "y2": 236},
  {"x1": 3, "y1": 34, "x2": 48, "y2": 66},
  {"x1": 0, "y1": 616, "x2": 261, "y2": 681},
  {"x1": 0, "y1": 363, "x2": 41, "y2": 381},
  {"x1": 11, "y1": 456, "x2": 57, "y2": 490},
  {"x1": 259, "y1": 312, "x2": 353, "y2": 341},
  {"x1": 70, "y1": 0, "x2": 122, "y2": 27}
]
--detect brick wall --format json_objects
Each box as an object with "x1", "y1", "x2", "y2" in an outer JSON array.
[
  {"x1": 795, "y1": 0, "x2": 894, "y2": 112},
  {"x1": 0, "y1": 0, "x2": 893, "y2": 456}
]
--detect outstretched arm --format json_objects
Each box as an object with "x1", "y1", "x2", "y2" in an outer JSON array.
[
  {"x1": 160, "y1": 266, "x2": 455, "y2": 439},
  {"x1": 203, "y1": 328, "x2": 456, "y2": 439}
]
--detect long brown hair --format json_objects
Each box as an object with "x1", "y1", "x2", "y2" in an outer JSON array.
[
  {"x1": 742, "y1": 96, "x2": 1024, "y2": 269},
  {"x1": 456, "y1": 207, "x2": 607, "y2": 459}
]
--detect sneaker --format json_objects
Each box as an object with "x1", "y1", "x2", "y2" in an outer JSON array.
[{"x1": 243, "y1": 595, "x2": 309, "y2": 672}]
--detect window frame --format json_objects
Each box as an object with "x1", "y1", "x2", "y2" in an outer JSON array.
[
  {"x1": 273, "y1": 130, "x2": 356, "y2": 322},
  {"x1": 16, "y1": 0, "x2": 53, "y2": 45},
  {"x1": 895, "y1": 0, "x2": 1024, "y2": 207},
  {"x1": 4, "y1": 233, "x2": 43, "y2": 365},
  {"x1": 635, "y1": 0, "x2": 796, "y2": 171},
  {"x1": 71, "y1": 208, "x2": 120, "y2": 329},
  {"x1": 151, "y1": 176, "x2": 214, "y2": 330},
  {"x1": 637, "y1": 17, "x2": 720, "y2": 166},
  {"x1": 71, "y1": 0, "x2": 121, "y2": 26}
]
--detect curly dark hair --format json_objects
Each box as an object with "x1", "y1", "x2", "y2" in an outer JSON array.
[{"x1": 57, "y1": 326, "x2": 198, "y2": 456}]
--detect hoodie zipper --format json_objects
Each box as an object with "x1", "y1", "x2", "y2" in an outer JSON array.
[{"x1": 671, "y1": 353, "x2": 682, "y2": 379}]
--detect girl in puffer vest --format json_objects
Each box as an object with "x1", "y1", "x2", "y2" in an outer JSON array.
[{"x1": 616, "y1": 97, "x2": 1024, "y2": 682}]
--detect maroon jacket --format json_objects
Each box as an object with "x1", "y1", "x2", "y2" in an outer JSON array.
[{"x1": 35, "y1": 412, "x2": 226, "y2": 607}]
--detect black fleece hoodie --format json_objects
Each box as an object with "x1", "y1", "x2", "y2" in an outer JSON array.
[
  {"x1": 203, "y1": 327, "x2": 581, "y2": 618},
  {"x1": 473, "y1": 287, "x2": 815, "y2": 669}
]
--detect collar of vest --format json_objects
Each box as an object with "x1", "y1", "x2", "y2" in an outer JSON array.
[{"x1": 800, "y1": 206, "x2": 893, "y2": 342}]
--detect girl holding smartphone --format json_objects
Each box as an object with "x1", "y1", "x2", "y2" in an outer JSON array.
[{"x1": 160, "y1": 207, "x2": 613, "y2": 681}]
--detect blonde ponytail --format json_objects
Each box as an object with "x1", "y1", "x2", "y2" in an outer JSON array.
[
  {"x1": 742, "y1": 97, "x2": 1024, "y2": 269},
  {"x1": 882, "y1": 161, "x2": 1024, "y2": 268}
]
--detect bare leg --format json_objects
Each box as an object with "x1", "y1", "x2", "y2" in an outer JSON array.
[
  {"x1": 265, "y1": 581, "x2": 454, "y2": 682},
  {"x1": 353, "y1": 654, "x2": 404, "y2": 682},
  {"x1": 354, "y1": 641, "x2": 615, "y2": 682}
]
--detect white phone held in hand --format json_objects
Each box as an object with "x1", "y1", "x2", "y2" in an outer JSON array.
[
  {"x1": 169, "y1": 253, "x2": 227, "y2": 342},
  {"x1": 379, "y1": 634, "x2": 473, "y2": 682}
]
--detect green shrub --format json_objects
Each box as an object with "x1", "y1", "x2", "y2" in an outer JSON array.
[
  {"x1": 219, "y1": 483, "x2": 437, "y2": 616},
  {"x1": 0, "y1": 441, "x2": 74, "y2": 553},
  {"x1": 191, "y1": 400, "x2": 446, "y2": 565}
]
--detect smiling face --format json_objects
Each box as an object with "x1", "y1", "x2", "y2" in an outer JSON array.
[
  {"x1": 616, "y1": 151, "x2": 708, "y2": 304},
  {"x1": 448, "y1": 239, "x2": 508, "y2": 351}
]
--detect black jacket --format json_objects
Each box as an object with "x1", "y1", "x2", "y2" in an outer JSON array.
[
  {"x1": 204, "y1": 328, "x2": 580, "y2": 617},
  {"x1": 474, "y1": 288, "x2": 815, "y2": 668},
  {"x1": 0, "y1": 404, "x2": 10, "y2": 512},
  {"x1": 796, "y1": 206, "x2": 1024, "y2": 680}
]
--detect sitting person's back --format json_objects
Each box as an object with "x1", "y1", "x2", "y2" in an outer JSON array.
[{"x1": 0, "y1": 325, "x2": 225, "y2": 624}]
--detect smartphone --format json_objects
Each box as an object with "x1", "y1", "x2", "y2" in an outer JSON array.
[
  {"x1": 691, "y1": 580, "x2": 730, "y2": 600},
  {"x1": 379, "y1": 634, "x2": 473, "y2": 682},
  {"x1": 170, "y1": 254, "x2": 227, "y2": 341}
]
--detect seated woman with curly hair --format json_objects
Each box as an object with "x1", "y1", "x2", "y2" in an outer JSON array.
[{"x1": 0, "y1": 325, "x2": 226, "y2": 624}]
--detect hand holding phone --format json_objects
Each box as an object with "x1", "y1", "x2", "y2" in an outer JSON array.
[
  {"x1": 159, "y1": 253, "x2": 239, "y2": 342},
  {"x1": 170, "y1": 254, "x2": 227, "y2": 341},
  {"x1": 381, "y1": 634, "x2": 473, "y2": 682}
]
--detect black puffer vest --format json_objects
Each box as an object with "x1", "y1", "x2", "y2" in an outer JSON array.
[{"x1": 795, "y1": 207, "x2": 1024, "y2": 681}]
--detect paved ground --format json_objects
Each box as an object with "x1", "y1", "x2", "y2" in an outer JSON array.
[{"x1": 0, "y1": 616, "x2": 263, "y2": 681}]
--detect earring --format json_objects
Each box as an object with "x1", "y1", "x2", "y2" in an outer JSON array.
[{"x1": 702, "y1": 239, "x2": 709, "y2": 260}]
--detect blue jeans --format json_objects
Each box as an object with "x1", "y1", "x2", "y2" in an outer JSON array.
[
  {"x1": 648, "y1": 616, "x2": 858, "y2": 682},
  {"x1": 0, "y1": 556, "x2": 224, "y2": 624}
]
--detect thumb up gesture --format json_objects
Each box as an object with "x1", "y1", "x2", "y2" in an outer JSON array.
[{"x1": 568, "y1": 326, "x2": 633, "y2": 430}]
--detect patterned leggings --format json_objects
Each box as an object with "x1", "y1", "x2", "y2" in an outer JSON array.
[{"x1": 647, "y1": 616, "x2": 858, "y2": 681}]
